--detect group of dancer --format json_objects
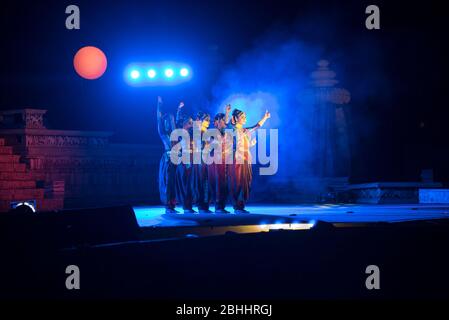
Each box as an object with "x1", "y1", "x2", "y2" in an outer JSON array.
[{"x1": 157, "y1": 96, "x2": 270, "y2": 214}]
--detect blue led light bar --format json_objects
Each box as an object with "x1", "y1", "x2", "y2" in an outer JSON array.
[{"x1": 125, "y1": 62, "x2": 192, "y2": 86}]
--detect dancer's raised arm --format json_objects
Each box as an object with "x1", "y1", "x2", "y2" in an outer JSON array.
[
  {"x1": 176, "y1": 101, "x2": 184, "y2": 127},
  {"x1": 247, "y1": 110, "x2": 271, "y2": 133},
  {"x1": 157, "y1": 96, "x2": 163, "y2": 118},
  {"x1": 224, "y1": 104, "x2": 231, "y2": 124},
  {"x1": 157, "y1": 96, "x2": 164, "y2": 136},
  {"x1": 257, "y1": 110, "x2": 271, "y2": 127}
]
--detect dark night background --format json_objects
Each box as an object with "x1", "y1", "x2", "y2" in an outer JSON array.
[{"x1": 1, "y1": 0, "x2": 448, "y2": 184}]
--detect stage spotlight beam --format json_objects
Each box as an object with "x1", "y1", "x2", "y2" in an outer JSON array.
[
  {"x1": 180, "y1": 68, "x2": 189, "y2": 77},
  {"x1": 147, "y1": 69, "x2": 156, "y2": 78},
  {"x1": 164, "y1": 68, "x2": 174, "y2": 78},
  {"x1": 130, "y1": 70, "x2": 140, "y2": 79}
]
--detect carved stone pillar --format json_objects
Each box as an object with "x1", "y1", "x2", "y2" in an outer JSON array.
[{"x1": 303, "y1": 60, "x2": 351, "y2": 178}]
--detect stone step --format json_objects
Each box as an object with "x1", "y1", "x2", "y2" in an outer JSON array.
[
  {"x1": 0, "y1": 155, "x2": 21, "y2": 163},
  {"x1": 0, "y1": 180, "x2": 36, "y2": 190},
  {"x1": 0, "y1": 146, "x2": 13, "y2": 155},
  {"x1": 0, "y1": 171, "x2": 46, "y2": 181},
  {"x1": 0, "y1": 188, "x2": 45, "y2": 201},
  {"x1": 0, "y1": 163, "x2": 26, "y2": 172},
  {"x1": 38, "y1": 198, "x2": 64, "y2": 212},
  {"x1": 419, "y1": 189, "x2": 449, "y2": 204}
]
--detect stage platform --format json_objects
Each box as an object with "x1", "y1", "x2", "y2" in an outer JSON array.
[
  {"x1": 133, "y1": 203, "x2": 449, "y2": 229},
  {"x1": 3, "y1": 203, "x2": 449, "y2": 299}
]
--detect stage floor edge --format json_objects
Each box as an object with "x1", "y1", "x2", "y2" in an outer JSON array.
[{"x1": 132, "y1": 204, "x2": 449, "y2": 228}]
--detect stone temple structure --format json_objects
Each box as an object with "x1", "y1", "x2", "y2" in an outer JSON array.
[
  {"x1": 252, "y1": 60, "x2": 352, "y2": 203},
  {"x1": 307, "y1": 60, "x2": 351, "y2": 179},
  {"x1": 0, "y1": 109, "x2": 160, "y2": 212},
  {"x1": 295, "y1": 59, "x2": 352, "y2": 201}
]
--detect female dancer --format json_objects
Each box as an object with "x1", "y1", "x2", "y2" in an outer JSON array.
[
  {"x1": 174, "y1": 103, "x2": 195, "y2": 213},
  {"x1": 157, "y1": 96, "x2": 178, "y2": 213},
  {"x1": 229, "y1": 108, "x2": 270, "y2": 213},
  {"x1": 208, "y1": 104, "x2": 232, "y2": 213},
  {"x1": 192, "y1": 111, "x2": 213, "y2": 213}
]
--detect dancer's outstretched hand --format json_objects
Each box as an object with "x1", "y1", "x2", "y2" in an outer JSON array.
[
  {"x1": 178, "y1": 101, "x2": 185, "y2": 108},
  {"x1": 264, "y1": 110, "x2": 271, "y2": 119},
  {"x1": 225, "y1": 104, "x2": 231, "y2": 113},
  {"x1": 157, "y1": 96, "x2": 163, "y2": 104}
]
